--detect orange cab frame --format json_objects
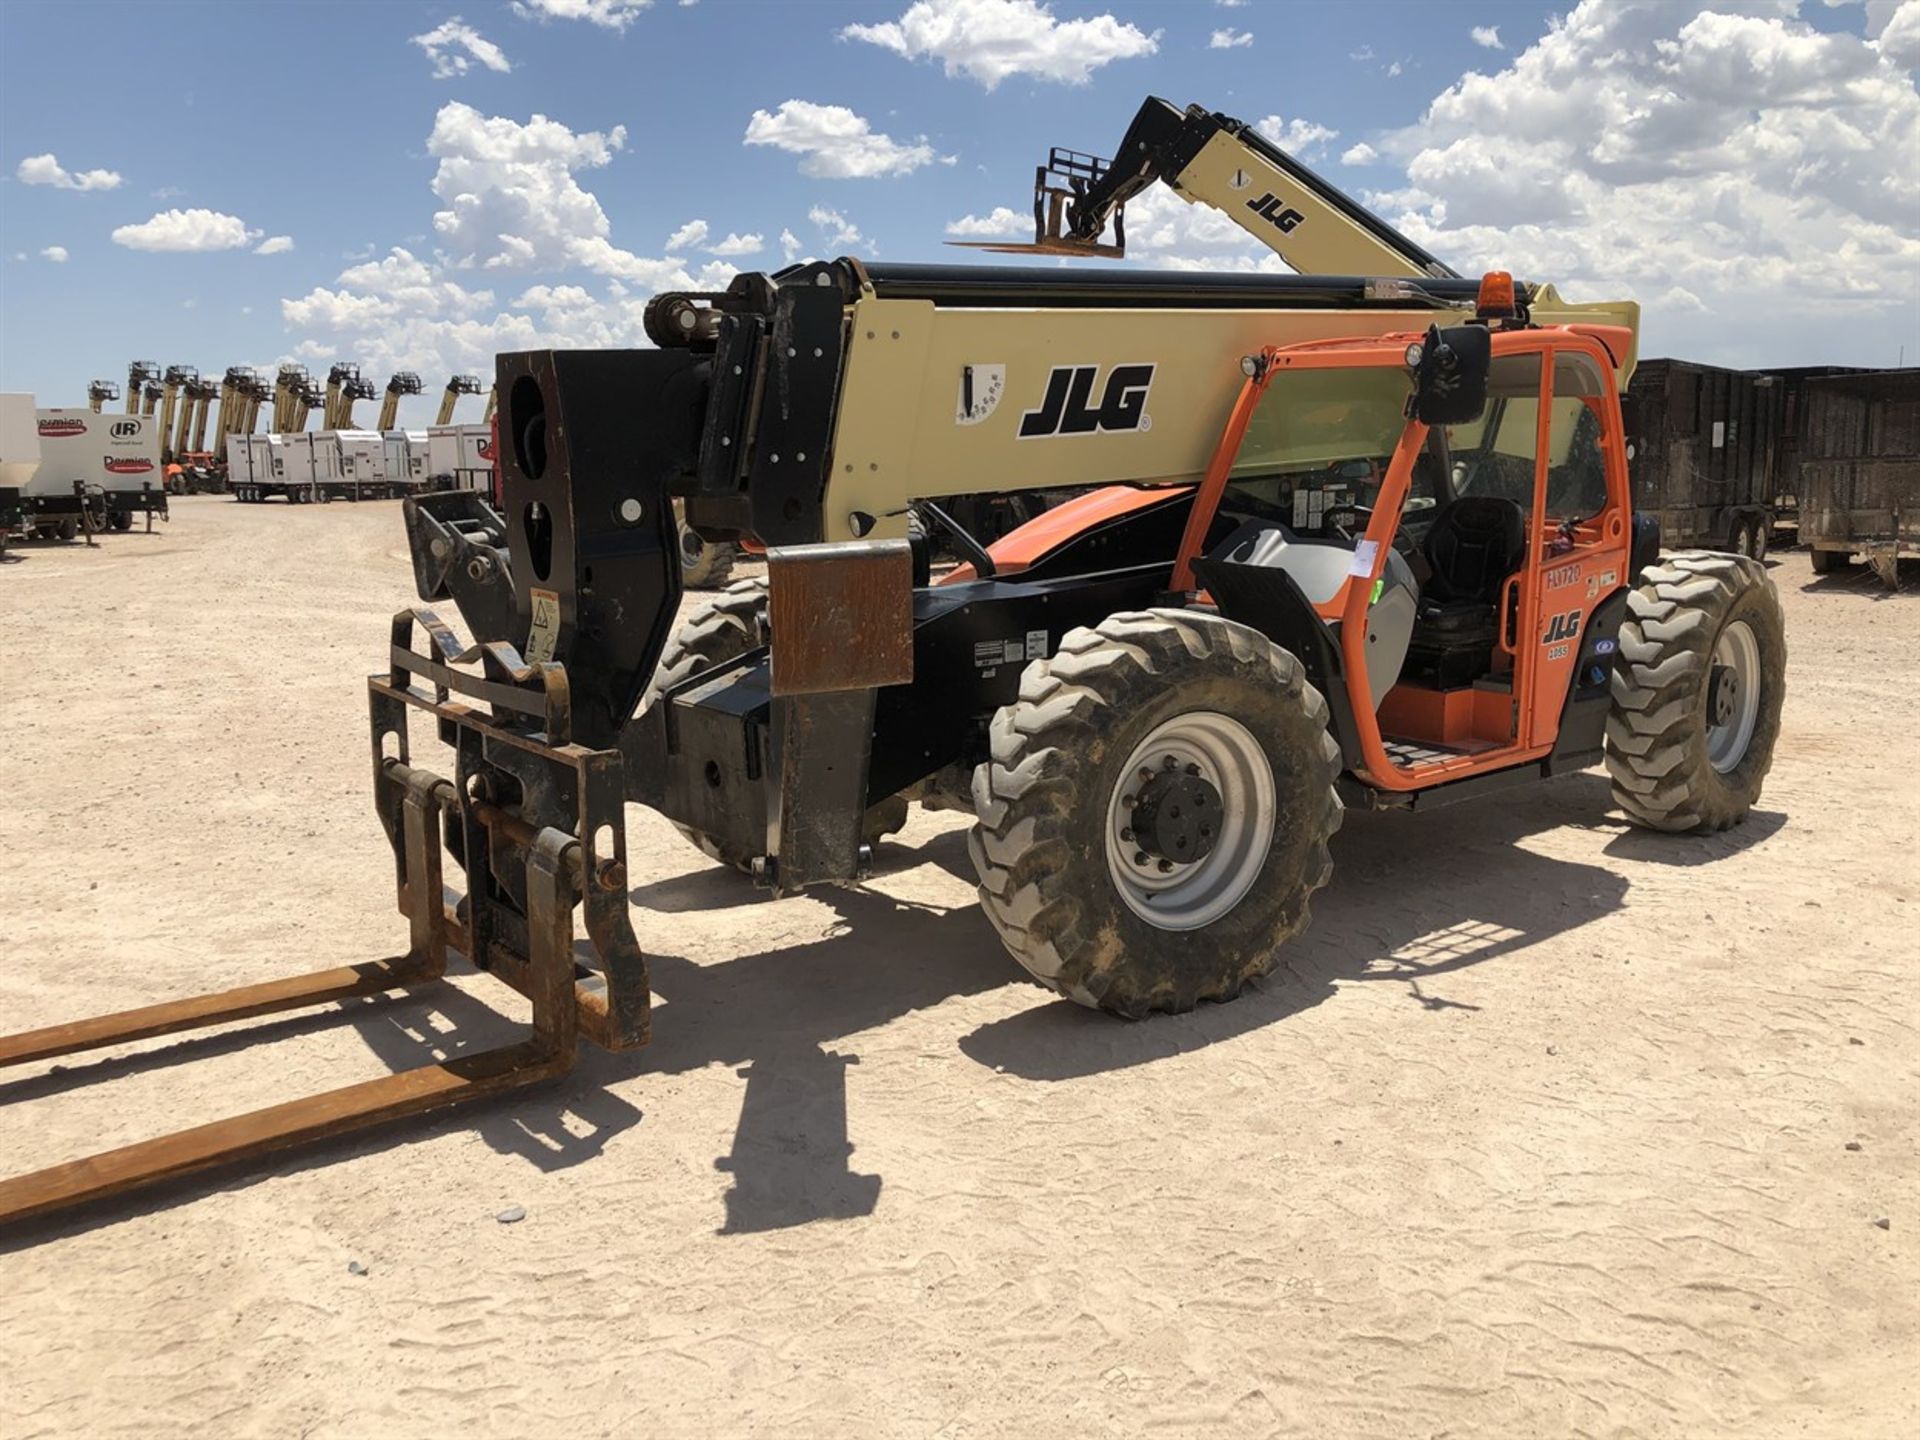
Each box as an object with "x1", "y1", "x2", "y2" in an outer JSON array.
[{"x1": 1168, "y1": 323, "x2": 1637, "y2": 794}]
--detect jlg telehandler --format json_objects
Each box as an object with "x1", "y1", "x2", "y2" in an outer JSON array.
[{"x1": 0, "y1": 100, "x2": 1784, "y2": 1224}]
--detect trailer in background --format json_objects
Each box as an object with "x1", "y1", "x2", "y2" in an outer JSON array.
[
  {"x1": 225, "y1": 432, "x2": 271, "y2": 494},
  {"x1": 235, "y1": 432, "x2": 322, "y2": 503},
  {"x1": 334, "y1": 429, "x2": 404, "y2": 497},
  {"x1": 1621, "y1": 360, "x2": 1867, "y2": 560},
  {"x1": 425, "y1": 423, "x2": 493, "y2": 491},
  {"x1": 31, "y1": 408, "x2": 168, "y2": 531},
  {"x1": 1755, "y1": 366, "x2": 1862, "y2": 543},
  {"x1": 1, "y1": 394, "x2": 37, "y2": 550},
  {"x1": 1622, "y1": 360, "x2": 1783, "y2": 559},
  {"x1": 382, "y1": 429, "x2": 428, "y2": 490},
  {"x1": 307, "y1": 432, "x2": 350, "y2": 498},
  {"x1": 1799, "y1": 368, "x2": 1920, "y2": 584},
  {"x1": 234, "y1": 431, "x2": 352, "y2": 503}
]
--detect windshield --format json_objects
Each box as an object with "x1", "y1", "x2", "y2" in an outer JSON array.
[{"x1": 1223, "y1": 364, "x2": 1437, "y2": 539}]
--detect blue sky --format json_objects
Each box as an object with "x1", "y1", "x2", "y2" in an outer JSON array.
[{"x1": 3, "y1": 0, "x2": 1916, "y2": 428}]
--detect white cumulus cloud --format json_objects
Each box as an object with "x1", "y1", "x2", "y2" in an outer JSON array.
[
  {"x1": 255, "y1": 235, "x2": 295, "y2": 255},
  {"x1": 1879, "y1": 0, "x2": 1920, "y2": 66},
  {"x1": 511, "y1": 283, "x2": 598, "y2": 311},
  {"x1": 708, "y1": 231, "x2": 764, "y2": 257},
  {"x1": 425, "y1": 102, "x2": 631, "y2": 271},
  {"x1": 1471, "y1": 26, "x2": 1503, "y2": 50},
  {"x1": 1210, "y1": 29, "x2": 1253, "y2": 50},
  {"x1": 744, "y1": 100, "x2": 934, "y2": 178},
  {"x1": 112, "y1": 208, "x2": 259, "y2": 252},
  {"x1": 1253, "y1": 115, "x2": 1340, "y2": 159},
  {"x1": 511, "y1": 0, "x2": 653, "y2": 29},
  {"x1": 945, "y1": 206, "x2": 1029, "y2": 237},
  {"x1": 411, "y1": 17, "x2": 513, "y2": 79},
  {"x1": 665, "y1": 218, "x2": 710, "y2": 251},
  {"x1": 809, "y1": 204, "x2": 864, "y2": 249},
  {"x1": 1342, "y1": 142, "x2": 1379, "y2": 165},
  {"x1": 780, "y1": 227, "x2": 804, "y2": 262},
  {"x1": 274, "y1": 101, "x2": 755, "y2": 391},
  {"x1": 39, "y1": 245, "x2": 68, "y2": 263},
  {"x1": 1367, "y1": 0, "x2": 1920, "y2": 363},
  {"x1": 843, "y1": 0, "x2": 1160, "y2": 89},
  {"x1": 16, "y1": 153, "x2": 122, "y2": 192}
]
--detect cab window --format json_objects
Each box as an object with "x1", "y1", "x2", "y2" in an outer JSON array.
[
  {"x1": 1224, "y1": 364, "x2": 1440, "y2": 538},
  {"x1": 1445, "y1": 354, "x2": 1544, "y2": 507},
  {"x1": 1545, "y1": 353, "x2": 1610, "y2": 525},
  {"x1": 1446, "y1": 351, "x2": 1612, "y2": 527}
]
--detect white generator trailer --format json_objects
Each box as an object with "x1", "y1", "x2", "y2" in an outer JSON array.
[
  {"x1": 225, "y1": 432, "x2": 272, "y2": 494},
  {"x1": 334, "y1": 429, "x2": 412, "y2": 498},
  {"x1": 425, "y1": 423, "x2": 493, "y2": 492},
  {"x1": 1, "y1": 393, "x2": 39, "y2": 548},
  {"x1": 31, "y1": 408, "x2": 168, "y2": 532},
  {"x1": 382, "y1": 429, "x2": 429, "y2": 490},
  {"x1": 235, "y1": 431, "x2": 362, "y2": 503}
]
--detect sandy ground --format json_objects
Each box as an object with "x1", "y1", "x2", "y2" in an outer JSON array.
[{"x1": 0, "y1": 496, "x2": 1914, "y2": 1438}]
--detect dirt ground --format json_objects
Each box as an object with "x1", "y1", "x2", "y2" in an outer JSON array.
[{"x1": 0, "y1": 497, "x2": 1914, "y2": 1438}]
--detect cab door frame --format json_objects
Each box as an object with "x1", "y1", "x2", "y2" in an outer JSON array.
[{"x1": 1172, "y1": 326, "x2": 1632, "y2": 793}]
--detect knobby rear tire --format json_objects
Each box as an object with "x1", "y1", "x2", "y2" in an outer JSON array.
[
  {"x1": 1605, "y1": 550, "x2": 1785, "y2": 833},
  {"x1": 676, "y1": 502, "x2": 736, "y2": 590}
]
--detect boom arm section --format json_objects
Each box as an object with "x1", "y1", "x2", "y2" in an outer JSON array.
[{"x1": 957, "y1": 97, "x2": 1456, "y2": 281}]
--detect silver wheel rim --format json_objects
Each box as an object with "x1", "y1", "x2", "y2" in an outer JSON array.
[
  {"x1": 1104, "y1": 711, "x2": 1275, "y2": 931},
  {"x1": 1706, "y1": 619, "x2": 1761, "y2": 773}
]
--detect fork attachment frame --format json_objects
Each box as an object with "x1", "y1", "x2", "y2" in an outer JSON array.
[{"x1": 0, "y1": 608, "x2": 648, "y2": 1227}]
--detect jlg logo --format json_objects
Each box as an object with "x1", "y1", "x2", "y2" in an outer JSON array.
[
  {"x1": 1018, "y1": 364, "x2": 1155, "y2": 439},
  {"x1": 1246, "y1": 191, "x2": 1306, "y2": 235},
  {"x1": 1543, "y1": 609, "x2": 1585, "y2": 645}
]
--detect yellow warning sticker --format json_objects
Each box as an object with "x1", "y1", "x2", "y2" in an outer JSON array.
[{"x1": 526, "y1": 587, "x2": 560, "y2": 664}]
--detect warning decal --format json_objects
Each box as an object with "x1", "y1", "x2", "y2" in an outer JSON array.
[{"x1": 526, "y1": 588, "x2": 561, "y2": 664}]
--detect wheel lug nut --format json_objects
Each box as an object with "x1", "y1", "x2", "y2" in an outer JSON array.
[
  {"x1": 1162, "y1": 755, "x2": 1177, "y2": 770},
  {"x1": 1133, "y1": 851, "x2": 1149, "y2": 866},
  {"x1": 1122, "y1": 794, "x2": 1135, "y2": 807},
  {"x1": 1120, "y1": 827, "x2": 1133, "y2": 842},
  {"x1": 1185, "y1": 763, "x2": 1200, "y2": 776},
  {"x1": 1157, "y1": 859, "x2": 1173, "y2": 873}
]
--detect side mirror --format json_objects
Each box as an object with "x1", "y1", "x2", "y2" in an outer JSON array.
[{"x1": 1412, "y1": 324, "x2": 1491, "y2": 426}]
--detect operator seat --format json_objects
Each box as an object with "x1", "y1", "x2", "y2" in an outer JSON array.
[{"x1": 1404, "y1": 495, "x2": 1526, "y2": 688}]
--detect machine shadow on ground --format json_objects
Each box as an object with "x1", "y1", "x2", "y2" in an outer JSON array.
[
  {"x1": 0, "y1": 773, "x2": 1784, "y2": 1245},
  {"x1": 958, "y1": 771, "x2": 1652, "y2": 1081},
  {"x1": 1797, "y1": 557, "x2": 1917, "y2": 596},
  {"x1": 1602, "y1": 807, "x2": 1785, "y2": 867},
  {"x1": 0, "y1": 531, "x2": 171, "y2": 565}
]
